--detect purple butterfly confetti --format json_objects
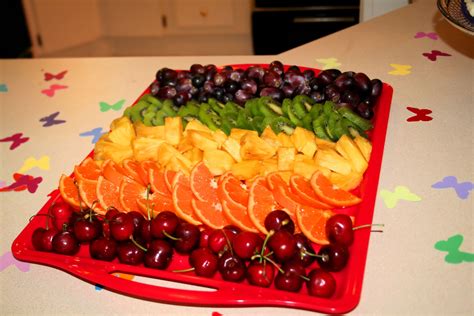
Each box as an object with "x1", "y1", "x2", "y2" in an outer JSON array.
[
  {"x1": 432, "y1": 176, "x2": 474, "y2": 199},
  {"x1": 0, "y1": 251, "x2": 30, "y2": 272},
  {"x1": 39, "y1": 111, "x2": 66, "y2": 127}
]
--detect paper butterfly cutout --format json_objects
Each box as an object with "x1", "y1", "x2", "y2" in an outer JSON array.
[
  {"x1": 95, "y1": 273, "x2": 134, "y2": 291},
  {"x1": 414, "y1": 32, "x2": 438, "y2": 40},
  {"x1": 18, "y1": 155, "x2": 50, "y2": 174},
  {"x1": 388, "y1": 64, "x2": 412, "y2": 76},
  {"x1": 422, "y1": 50, "x2": 451, "y2": 61},
  {"x1": 0, "y1": 251, "x2": 30, "y2": 272},
  {"x1": 80, "y1": 127, "x2": 104, "y2": 144},
  {"x1": 434, "y1": 234, "x2": 474, "y2": 264},
  {"x1": 0, "y1": 84, "x2": 8, "y2": 92},
  {"x1": 406, "y1": 106, "x2": 433, "y2": 122},
  {"x1": 44, "y1": 70, "x2": 68, "y2": 81},
  {"x1": 0, "y1": 173, "x2": 43, "y2": 193},
  {"x1": 41, "y1": 84, "x2": 68, "y2": 97},
  {"x1": 432, "y1": 176, "x2": 474, "y2": 199},
  {"x1": 99, "y1": 99, "x2": 126, "y2": 112},
  {"x1": 379, "y1": 185, "x2": 421, "y2": 208},
  {"x1": 316, "y1": 58, "x2": 341, "y2": 70},
  {"x1": 39, "y1": 111, "x2": 66, "y2": 127},
  {"x1": 0, "y1": 133, "x2": 29, "y2": 150}
]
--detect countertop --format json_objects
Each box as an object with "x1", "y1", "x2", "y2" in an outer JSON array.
[{"x1": 1, "y1": 1, "x2": 473, "y2": 315}]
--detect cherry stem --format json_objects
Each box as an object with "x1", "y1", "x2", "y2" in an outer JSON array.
[
  {"x1": 162, "y1": 230, "x2": 180, "y2": 241},
  {"x1": 222, "y1": 229, "x2": 233, "y2": 256},
  {"x1": 302, "y1": 249, "x2": 328, "y2": 261},
  {"x1": 129, "y1": 235, "x2": 147, "y2": 252},
  {"x1": 299, "y1": 274, "x2": 310, "y2": 282},
  {"x1": 145, "y1": 184, "x2": 152, "y2": 221},
  {"x1": 29, "y1": 214, "x2": 54, "y2": 229},
  {"x1": 73, "y1": 180, "x2": 84, "y2": 213},
  {"x1": 172, "y1": 267, "x2": 195, "y2": 273},
  {"x1": 259, "y1": 230, "x2": 274, "y2": 263},
  {"x1": 353, "y1": 223, "x2": 384, "y2": 231}
]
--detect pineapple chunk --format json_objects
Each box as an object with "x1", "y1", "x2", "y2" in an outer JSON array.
[
  {"x1": 261, "y1": 126, "x2": 282, "y2": 147},
  {"x1": 231, "y1": 160, "x2": 262, "y2": 180},
  {"x1": 184, "y1": 119, "x2": 211, "y2": 134},
  {"x1": 166, "y1": 155, "x2": 192, "y2": 175},
  {"x1": 314, "y1": 148, "x2": 352, "y2": 175},
  {"x1": 222, "y1": 137, "x2": 242, "y2": 162},
  {"x1": 240, "y1": 134, "x2": 277, "y2": 160},
  {"x1": 203, "y1": 149, "x2": 235, "y2": 176},
  {"x1": 229, "y1": 129, "x2": 258, "y2": 143},
  {"x1": 188, "y1": 130, "x2": 219, "y2": 151},
  {"x1": 260, "y1": 158, "x2": 279, "y2": 176},
  {"x1": 177, "y1": 135, "x2": 194, "y2": 153},
  {"x1": 329, "y1": 171, "x2": 363, "y2": 191},
  {"x1": 134, "y1": 121, "x2": 165, "y2": 139},
  {"x1": 108, "y1": 117, "x2": 135, "y2": 146},
  {"x1": 156, "y1": 143, "x2": 180, "y2": 168},
  {"x1": 273, "y1": 171, "x2": 293, "y2": 184},
  {"x1": 212, "y1": 129, "x2": 228, "y2": 148},
  {"x1": 291, "y1": 127, "x2": 317, "y2": 158},
  {"x1": 132, "y1": 137, "x2": 164, "y2": 161},
  {"x1": 294, "y1": 160, "x2": 319, "y2": 180},
  {"x1": 277, "y1": 147, "x2": 296, "y2": 171},
  {"x1": 315, "y1": 137, "x2": 336, "y2": 150},
  {"x1": 164, "y1": 117, "x2": 183, "y2": 146},
  {"x1": 94, "y1": 138, "x2": 133, "y2": 163},
  {"x1": 354, "y1": 135, "x2": 372, "y2": 162},
  {"x1": 183, "y1": 147, "x2": 203, "y2": 165},
  {"x1": 337, "y1": 135, "x2": 368, "y2": 174},
  {"x1": 277, "y1": 132, "x2": 293, "y2": 147}
]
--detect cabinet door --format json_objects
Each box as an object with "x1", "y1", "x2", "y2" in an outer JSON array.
[
  {"x1": 163, "y1": 0, "x2": 251, "y2": 35},
  {"x1": 22, "y1": 0, "x2": 102, "y2": 56}
]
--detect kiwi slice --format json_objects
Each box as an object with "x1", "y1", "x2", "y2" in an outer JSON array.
[
  {"x1": 287, "y1": 105, "x2": 303, "y2": 127},
  {"x1": 302, "y1": 115, "x2": 313, "y2": 131},
  {"x1": 291, "y1": 98, "x2": 308, "y2": 120},
  {"x1": 223, "y1": 101, "x2": 240, "y2": 114},
  {"x1": 309, "y1": 102, "x2": 323, "y2": 119},
  {"x1": 293, "y1": 95, "x2": 314, "y2": 112},
  {"x1": 221, "y1": 112, "x2": 238, "y2": 135},
  {"x1": 198, "y1": 103, "x2": 221, "y2": 131},
  {"x1": 245, "y1": 98, "x2": 261, "y2": 117},
  {"x1": 208, "y1": 98, "x2": 225, "y2": 115},
  {"x1": 281, "y1": 98, "x2": 292, "y2": 118},
  {"x1": 269, "y1": 117, "x2": 295, "y2": 135},
  {"x1": 251, "y1": 115, "x2": 265, "y2": 134},
  {"x1": 236, "y1": 109, "x2": 254, "y2": 130},
  {"x1": 312, "y1": 113, "x2": 330, "y2": 140},
  {"x1": 177, "y1": 103, "x2": 199, "y2": 118},
  {"x1": 143, "y1": 111, "x2": 156, "y2": 126}
]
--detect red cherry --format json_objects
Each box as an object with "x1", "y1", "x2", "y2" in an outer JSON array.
[
  {"x1": 31, "y1": 228, "x2": 46, "y2": 251},
  {"x1": 232, "y1": 231, "x2": 263, "y2": 260},
  {"x1": 151, "y1": 211, "x2": 180, "y2": 239},
  {"x1": 110, "y1": 213, "x2": 135, "y2": 241},
  {"x1": 217, "y1": 251, "x2": 246, "y2": 282},
  {"x1": 264, "y1": 210, "x2": 295, "y2": 234},
  {"x1": 325, "y1": 214, "x2": 354, "y2": 245},
  {"x1": 73, "y1": 218, "x2": 101, "y2": 243},
  {"x1": 274, "y1": 261, "x2": 306, "y2": 292},
  {"x1": 173, "y1": 222, "x2": 200, "y2": 254},
  {"x1": 52, "y1": 231, "x2": 79, "y2": 255},
  {"x1": 317, "y1": 243, "x2": 349, "y2": 272},
  {"x1": 208, "y1": 228, "x2": 237, "y2": 254},
  {"x1": 89, "y1": 237, "x2": 117, "y2": 261},
  {"x1": 40, "y1": 228, "x2": 59, "y2": 251},
  {"x1": 189, "y1": 247, "x2": 218, "y2": 277},
  {"x1": 50, "y1": 202, "x2": 73, "y2": 230},
  {"x1": 247, "y1": 260, "x2": 275, "y2": 287},
  {"x1": 268, "y1": 230, "x2": 297, "y2": 262},
  {"x1": 117, "y1": 241, "x2": 144, "y2": 265},
  {"x1": 144, "y1": 239, "x2": 173, "y2": 270},
  {"x1": 306, "y1": 268, "x2": 336, "y2": 298},
  {"x1": 199, "y1": 226, "x2": 213, "y2": 248}
]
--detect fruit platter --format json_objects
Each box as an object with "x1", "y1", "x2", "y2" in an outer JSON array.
[{"x1": 12, "y1": 62, "x2": 393, "y2": 314}]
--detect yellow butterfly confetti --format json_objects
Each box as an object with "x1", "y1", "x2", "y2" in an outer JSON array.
[
  {"x1": 388, "y1": 64, "x2": 412, "y2": 76},
  {"x1": 17, "y1": 155, "x2": 50, "y2": 174},
  {"x1": 316, "y1": 58, "x2": 341, "y2": 70},
  {"x1": 379, "y1": 185, "x2": 421, "y2": 208}
]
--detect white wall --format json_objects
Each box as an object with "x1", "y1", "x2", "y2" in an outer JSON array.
[{"x1": 360, "y1": 0, "x2": 410, "y2": 22}]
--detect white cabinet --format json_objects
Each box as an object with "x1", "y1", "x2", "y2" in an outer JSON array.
[{"x1": 360, "y1": 0, "x2": 410, "y2": 22}]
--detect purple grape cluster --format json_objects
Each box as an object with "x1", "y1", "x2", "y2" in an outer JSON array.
[{"x1": 150, "y1": 61, "x2": 383, "y2": 119}]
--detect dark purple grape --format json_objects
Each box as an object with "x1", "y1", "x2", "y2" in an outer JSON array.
[
  {"x1": 205, "y1": 64, "x2": 217, "y2": 73},
  {"x1": 287, "y1": 65, "x2": 301, "y2": 74},
  {"x1": 317, "y1": 69, "x2": 341, "y2": 85},
  {"x1": 205, "y1": 68, "x2": 217, "y2": 82},
  {"x1": 295, "y1": 83, "x2": 311, "y2": 95},
  {"x1": 230, "y1": 69, "x2": 245, "y2": 82},
  {"x1": 263, "y1": 70, "x2": 283, "y2": 88},
  {"x1": 240, "y1": 79, "x2": 257, "y2": 95},
  {"x1": 203, "y1": 81, "x2": 215, "y2": 94},
  {"x1": 324, "y1": 84, "x2": 341, "y2": 103},
  {"x1": 309, "y1": 78, "x2": 323, "y2": 92},
  {"x1": 269, "y1": 60, "x2": 284, "y2": 75},
  {"x1": 341, "y1": 90, "x2": 361, "y2": 107},
  {"x1": 334, "y1": 74, "x2": 355, "y2": 91},
  {"x1": 192, "y1": 75, "x2": 205, "y2": 88},
  {"x1": 281, "y1": 83, "x2": 296, "y2": 98},
  {"x1": 222, "y1": 93, "x2": 234, "y2": 103},
  {"x1": 161, "y1": 68, "x2": 178, "y2": 85},
  {"x1": 176, "y1": 78, "x2": 193, "y2": 93},
  {"x1": 150, "y1": 81, "x2": 160, "y2": 96},
  {"x1": 213, "y1": 72, "x2": 226, "y2": 86},
  {"x1": 260, "y1": 87, "x2": 283, "y2": 101},
  {"x1": 310, "y1": 91, "x2": 325, "y2": 103},
  {"x1": 224, "y1": 80, "x2": 239, "y2": 94},
  {"x1": 214, "y1": 87, "x2": 224, "y2": 99},
  {"x1": 284, "y1": 72, "x2": 305, "y2": 89},
  {"x1": 190, "y1": 64, "x2": 205, "y2": 75},
  {"x1": 303, "y1": 69, "x2": 315, "y2": 81},
  {"x1": 177, "y1": 70, "x2": 191, "y2": 80},
  {"x1": 173, "y1": 92, "x2": 189, "y2": 106},
  {"x1": 222, "y1": 65, "x2": 233, "y2": 71},
  {"x1": 353, "y1": 72, "x2": 371, "y2": 94},
  {"x1": 197, "y1": 91, "x2": 209, "y2": 103},
  {"x1": 371, "y1": 79, "x2": 383, "y2": 98},
  {"x1": 157, "y1": 86, "x2": 177, "y2": 99},
  {"x1": 246, "y1": 66, "x2": 265, "y2": 82},
  {"x1": 342, "y1": 71, "x2": 355, "y2": 77},
  {"x1": 235, "y1": 89, "x2": 253, "y2": 105},
  {"x1": 357, "y1": 102, "x2": 374, "y2": 119}
]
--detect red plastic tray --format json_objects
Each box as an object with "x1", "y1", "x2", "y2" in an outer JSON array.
[{"x1": 12, "y1": 64, "x2": 393, "y2": 314}]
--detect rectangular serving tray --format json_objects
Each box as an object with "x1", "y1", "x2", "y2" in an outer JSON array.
[{"x1": 12, "y1": 64, "x2": 393, "y2": 314}]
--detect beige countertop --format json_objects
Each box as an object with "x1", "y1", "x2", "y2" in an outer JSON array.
[{"x1": 1, "y1": 1, "x2": 473, "y2": 315}]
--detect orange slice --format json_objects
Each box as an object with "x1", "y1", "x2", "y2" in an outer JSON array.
[
  {"x1": 102, "y1": 160, "x2": 131, "y2": 187},
  {"x1": 289, "y1": 174, "x2": 332, "y2": 209},
  {"x1": 77, "y1": 179, "x2": 105, "y2": 214},
  {"x1": 221, "y1": 199, "x2": 258, "y2": 233},
  {"x1": 149, "y1": 168, "x2": 172, "y2": 196},
  {"x1": 122, "y1": 159, "x2": 148, "y2": 186},
  {"x1": 192, "y1": 198, "x2": 228, "y2": 229},
  {"x1": 172, "y1": 172, "x2": 202, "y2": 226},
  {"x1": 140, "y1": 160, "x2": 160, "y2": 181},
  {"x1": 164, "y1": 169, "x2": 177, "y2": 193},
  {"x1": 296, "y1": 206, "x2": 333, "y2": 245},
  {"x1": 310, "y1": 171, "x2": 362, "y2": 207},
  {"x1": 247, "y1": 176, "x2": 281, "y2": 235},
  {"x1": 190, "y1": 162, "x2": 219, "y2": 203},
  {"x1": 137, "y1": 191, "x2": 175, "y2": 217},
  {"x1": 59, "y1": 174, "x2": 82, "y2": 209},
  {"x1": 218, "y1": 173, "x2": 249, "y2": 207},
  {"x1": 74, "y1": 157, "x2": 102, "y2": 181},
  {"x1": 119, "y1": 178, "x2": 147, "y2": 212},
  {"x1": 96, "y1": 175, "x2": 125, "y2": 212}
]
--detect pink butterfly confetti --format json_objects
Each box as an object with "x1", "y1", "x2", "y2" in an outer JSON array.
[
  {"x1": 422, "y1": 50, "x2": 451, "y2": 61},
  {"x1": 414, "y1": 32, "x2": 438, "y2": 40},
  {"x1": 406, "y1": 106, "x2": 433, "y2": 122},
  {"x1": 41, "y1": 84, "x2": 68, "y2": 97},
  {"x1": 0, "y1": 133, "x2": 29, "y2": 150},
  {"x1": 44, "y1": 70, "x2": 68, "y2": 81},
  {"x1": 0, "y1": 251, "x2": 30, "y2": 272}
]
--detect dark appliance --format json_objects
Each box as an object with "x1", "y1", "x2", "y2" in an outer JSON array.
[{"x1": 252, "y1": 0, "x2": 360, "y2": 55}]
